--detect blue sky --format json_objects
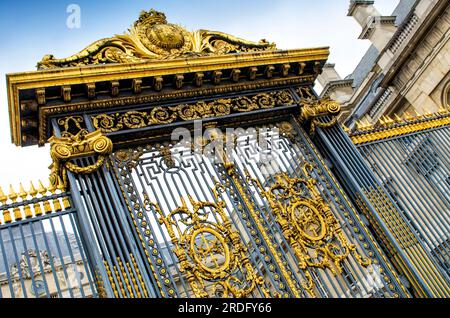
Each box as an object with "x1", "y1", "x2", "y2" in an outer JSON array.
[{"x1": 0, "y1": 0, "x2": 399, "y2": 190}]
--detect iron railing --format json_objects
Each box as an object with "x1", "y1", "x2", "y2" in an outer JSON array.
[
  {"x1": 354, "y1": 114, "x2": 450, "y2": 278},
  {"x1": 0, "y1": 182, "x2": 98, "y2": 298}
]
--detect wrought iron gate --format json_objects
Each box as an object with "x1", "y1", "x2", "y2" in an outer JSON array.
[{"x1": 110, "y1": 115, "x2": 409, "y2": 298}]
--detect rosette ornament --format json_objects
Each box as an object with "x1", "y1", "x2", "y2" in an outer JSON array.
[{"x1": 49, "y1": 130, "x2": 113, "y2": 189}]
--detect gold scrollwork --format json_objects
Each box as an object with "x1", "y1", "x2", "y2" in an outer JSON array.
[
  {"x1": 92, "y1": 91, "x2": 295, "y2": 133},
  {"x1": 57, "y1": 116, "x2": 88, "y2": 138},
  {"x1": 144, "y1": 188, "x2": 267, "y2": 298},
  {"x1": 298, "y1": 97, "x2": 341, "y2": 135},
  {"x1": 250, "y1": 163, "x2": 371, "y2": 277},
  {"x1": 49, "y1": 130, "x2": 113, "y2": 189},
  {"x1": 37, "y1": 9, "x2": 276, "y2": 69}
]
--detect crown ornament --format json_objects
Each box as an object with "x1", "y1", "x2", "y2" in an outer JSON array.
[{"x1": 135, "y1": 9, "x2": 167, "y2": 27}]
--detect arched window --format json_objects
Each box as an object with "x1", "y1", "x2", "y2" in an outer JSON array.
[
  {"x1": 447, "y1": 86, "x2": 450, "y2": 107},
  {"x1": 444, "y1": 82, "x2": 450, "y2": 107}
]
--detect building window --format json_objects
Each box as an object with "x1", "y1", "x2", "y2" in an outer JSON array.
[
  {"x1": 403, "y1": 137, "x2": 440, "y2": 177},
  {"x1": 447, "y1": 87, "x2": 450, "y2": 106},
  {"x1": 443, "y1": 82, "x2": 450, "y2": 107}
]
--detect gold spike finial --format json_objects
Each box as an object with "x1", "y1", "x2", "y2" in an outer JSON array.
[
  {"x1": 383, "y1": 116, "x2": 394, "y2": 126},
  {"x1": 48, "y1": 178, "x2": 57, "y2": 193},
  {"x1": 342, "y1": 124, "x2": 350, "y2": 133},
  {"x1": 9, "y1": 185, "x2": 22, "y2": 221},
  {"x1": 0, "y1": 186, "x2": 6, "y2": 202},
  {"x1": 29, "y1": 181, "x2": 43, "y2": 217},
  {"x1": 394, "y1": 114, "x2": 403, "y2": 123},
  {"x1": 29, "y1": 182, "x2": 38, "y2": 197},
  {"x1": 413, "y1": 109, "x2": 422, "y2": 118},
  {"x1": 19, "y1": 183, "x2": 28, "y2": 200},
  {"x1": 404, "y1": 112, "x2": 414, "y2": 121},
  {"x1": 8, "y1": 185, "x2": 18, "y2": 201},
  {"x1": 57, "y1": 181, "x2": 66, "y2": 192},
  {"x1": 37, "y1": 180, "x2": 47, "y2": 195},
  {"x1": 355, "y1": 120, "x2": 362, "y2": 131},
  {"x1": 19, "y1": 183, "x2": 33, "y2": 218},
  {"x1": 424, "y1": 109, "x2": 433, "y2": 117}
]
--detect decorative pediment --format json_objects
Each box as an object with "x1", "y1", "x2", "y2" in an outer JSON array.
[{"x1": 37, "y1": 9, "x2": 277, "y2": 69}]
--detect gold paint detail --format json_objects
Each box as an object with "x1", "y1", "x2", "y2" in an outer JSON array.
[
  {"x1": 9, "y1": 46, "x2": 329, "y2": 147},
  {"x1": 111, "y1": 155, "x2": 174, "y2": 297},
  {"x1": 350, "y1": 110, "x2": 450, "y2": 145},
  {"x1": 104, "y1": 261, "x2": 119, "y2": 298},
  {"x1": 363, "y1": 187, "x2": 419, "y2": 249},
  {"x1": 250, "y1": 163, "x2": 371, "y2": 276},
  {"x1": 57, "y1": 116, "x2": 88, "y2": 138},
  {"x1": 130, "y1": 253, "x2": 149, "y2": 298},
  {"x1": 158, "y1": 145, "x2": 175, "y2": 169},
  {"x1": 49, "y1": 130, "x2": 113, "y2": 189},
  {"x1": 95, "y1": 268, "x2": 109, "y2": 298},
  {"x1": 37, "y1": 9, "x2": 276, "y2": 69},
  {"x1": 147, "y1": 190, "x2": 266, "y2": 298},
  {"x1": 298, "y1": 94, "x2": 341, "y2": 135},
  {"x1": 292, "y1": 115, "x2": 411, "y2": 297},
  {"x1": 92, "y1": 90, "x2": 295, "y2": 133}
]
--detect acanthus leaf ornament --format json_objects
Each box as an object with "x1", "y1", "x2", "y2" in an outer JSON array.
[
  {"x1": 49, "y1": 130, "x2": 113, "y2": 190},
  {"x1": 37, "y1": 9, "x2": 277, "y2": 69}
]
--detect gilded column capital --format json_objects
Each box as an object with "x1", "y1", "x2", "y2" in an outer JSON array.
[
  {"x1": 299, "y1": 97, "x2": 341, "y2": 135},
  {"x1": 49, "y1": 130, "x2": 113, "y2": 189}
]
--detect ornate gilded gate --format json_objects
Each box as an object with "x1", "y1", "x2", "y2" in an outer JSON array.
[
  {"x1": 6, "y1": 9, "x2": 437, "y2": 298},
  {"x1": 108, "y1": 108, "x2": 408, "y2": 298}
]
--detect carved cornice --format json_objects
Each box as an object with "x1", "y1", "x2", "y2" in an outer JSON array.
[
  {"x1": 37, "y1": 76, "x2": 312, "y2": 146},
  {"x1": 7, "y1": 47, "x2": 329, "y2": 147},
  {"x1": 347, "y1": 1, "x2": 375, "y2": 17},
  {"x1": 320, "y1": 79, "x2": 354, "y2": 98},
  {"x1": 359, "y1": 16, "x2": 397, "y2": 40}
]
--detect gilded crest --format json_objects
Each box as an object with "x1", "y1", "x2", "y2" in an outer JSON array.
[{"x1": 37, "y1": 9, "x2": 276, "y2": 69}]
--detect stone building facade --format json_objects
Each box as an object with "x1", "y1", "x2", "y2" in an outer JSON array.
[{"x1": 318, "y1": 0, "x2": 450, "y2": 129}]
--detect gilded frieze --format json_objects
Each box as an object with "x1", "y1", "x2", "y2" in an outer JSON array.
[{"x1": 92, "y1": 90, "x2": 295, "y2": 133}]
